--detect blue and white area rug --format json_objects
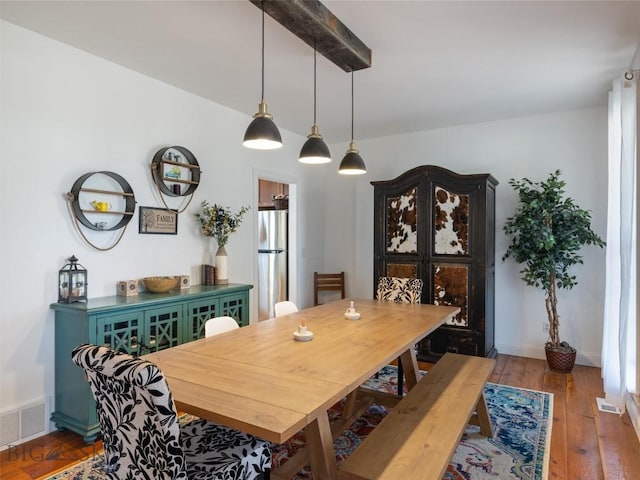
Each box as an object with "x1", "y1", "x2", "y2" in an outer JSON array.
[
  {"x1": 274, "y1": 365, "x2": 553, "y2": 480},
  {"x1": 43, "y1": 365, "x2": 552, "y2": 480},
  {"x1": 444, "y1": 381, "x2": 552, "y2": 480}
]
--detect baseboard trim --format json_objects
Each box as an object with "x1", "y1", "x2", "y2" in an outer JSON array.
[
  {"x1": 495, "y1": 342, "x2": 601, "y2": 367},
  {"x1": 626, "y1": 393, "x2": 640, "y2": 443}
]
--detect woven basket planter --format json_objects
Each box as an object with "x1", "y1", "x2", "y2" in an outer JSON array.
[{"x1": 545, "y1": 345, "x2": 577, "y2": 373}]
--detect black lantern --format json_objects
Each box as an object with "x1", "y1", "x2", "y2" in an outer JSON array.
[{"x1": 58, "y1": 255, "x2": 87, "y2": 303}]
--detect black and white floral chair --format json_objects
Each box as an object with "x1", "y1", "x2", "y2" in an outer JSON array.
[
  {"x1": 375, "y1": 276, "x2": 424, "y2": 395},
  {"x1": 71, "y1": 344, "x2": 271, "y2": 480}
]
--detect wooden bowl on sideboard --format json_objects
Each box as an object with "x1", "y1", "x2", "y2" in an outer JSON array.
[{"x1": 142, "y1": 276, "x2": 179, "y2": 293}]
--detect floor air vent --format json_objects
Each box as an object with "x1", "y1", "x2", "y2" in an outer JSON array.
[
  {"x1": 0, "y1": 399, "x2": 48, "y2": 448},
  {"x1": 596, "y1": 397, "x2": 622, "y2": 415}
]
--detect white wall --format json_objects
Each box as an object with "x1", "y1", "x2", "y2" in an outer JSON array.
[
  {"x1": 0, "y1": 22, "x2": 324, "y2": 419},
  {"x1": 322, "y1": 108, "x2": 608, "y2": 367},
  {"x1": 1, "y1": 19, "x2": 609, "y2": 437}
]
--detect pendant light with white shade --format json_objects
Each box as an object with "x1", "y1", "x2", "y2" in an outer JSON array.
[
  {"x1": 243, "y1": 1, "x2": 282, "y2": 150},
  {"x1": 299, "y1": 40, "x2": 331, "y2": 164},
  {"x1": 338, "y1": 71, "x2": 366, "y2": 175}
]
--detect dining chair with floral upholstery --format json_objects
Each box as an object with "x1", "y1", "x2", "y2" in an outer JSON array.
[
  {"x1": 376, "y1": 276, "x2": 423, "y2": 304},
  {"x1": 71, "y1": 344, "x2": 271, "y2": 480},
  {"x1": 375, "y1": 276, "x2": 424, "y2": 396}
]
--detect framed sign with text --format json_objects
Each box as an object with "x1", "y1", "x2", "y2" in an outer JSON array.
[{"x1": 139, "y1": 206, "x2": 178, "y2": 235}]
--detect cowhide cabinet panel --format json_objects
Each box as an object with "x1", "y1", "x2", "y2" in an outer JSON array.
[
  {"x1": 386, "y1": 186, "x2": 418, "y2": 253},
  {"x1": 372, "y1": 165, "x2": 498, "y2": 361}
]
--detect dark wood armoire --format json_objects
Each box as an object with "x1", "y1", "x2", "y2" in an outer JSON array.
[{"x1": 372, "y1": 165, "x2": 498, "y2": 361}]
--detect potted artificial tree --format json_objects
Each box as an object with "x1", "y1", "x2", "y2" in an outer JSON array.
[{"x1": 502, "y1": 170, "x2": 605, "y2": 373}]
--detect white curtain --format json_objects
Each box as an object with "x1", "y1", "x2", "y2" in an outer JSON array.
[{"x1": 603, "y1": 73, "x2": 637, "y2": 412}]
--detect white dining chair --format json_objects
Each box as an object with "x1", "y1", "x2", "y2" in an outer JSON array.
[
  {"x1": 274, "y1": 301, "x2": 298, "y2": 317},
  {"x1": 204, "y1": 316, "x2": 239, "y2": 337}
]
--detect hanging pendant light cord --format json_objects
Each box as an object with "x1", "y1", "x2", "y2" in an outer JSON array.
[
  {"x1": 313, "y1": 39, "x2": 317, "y2": 126},
  {"x1": 350, "y1": 71, "x2": 355, "y2": 141},
  {"x1": 261, "y1": 1, "x2": 265, "y2": 102}
]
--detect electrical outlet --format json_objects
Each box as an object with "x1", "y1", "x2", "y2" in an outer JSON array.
[{"x1": 543, "y1": 323, "x2": 549, "y2": 333}]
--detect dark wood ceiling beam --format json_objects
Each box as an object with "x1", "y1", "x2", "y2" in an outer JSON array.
[{"x1": 248, "y1": 0, "x2": 372, "y2": 72}]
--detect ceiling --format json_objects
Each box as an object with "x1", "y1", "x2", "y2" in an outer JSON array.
[{"x1": 2, "y1": 1, "x2": 640, "y2": 143}]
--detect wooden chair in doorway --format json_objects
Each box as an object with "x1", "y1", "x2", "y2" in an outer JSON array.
[{"x1": 313, "y1": 272, "x2": 346, "y2": 306}]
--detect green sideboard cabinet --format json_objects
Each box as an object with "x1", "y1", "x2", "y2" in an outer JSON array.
[{"x1": 50, "y1": 283, "x2": 252, "y2": 442}]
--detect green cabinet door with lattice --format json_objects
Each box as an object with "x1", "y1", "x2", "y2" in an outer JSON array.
[
  {"x1": 184, "y1": 287, "x2": 250, "y2": 341},
  {"x1": 143, "y1": 305, "x2": 183, "y2": 353},
  {"x1": 96, "y1": 311, "x2": 143, "y2": 355},
  {"x1": 219, "y1": 291, "x2": 249, "y2": 326},
  {"x1": 185, "y1": 297, "x2": 219, "y2": 340}
]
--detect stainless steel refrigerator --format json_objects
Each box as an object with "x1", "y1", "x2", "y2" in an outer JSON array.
[{"x1": 258, "y1": 210, "x2": 288, "y2": 320}]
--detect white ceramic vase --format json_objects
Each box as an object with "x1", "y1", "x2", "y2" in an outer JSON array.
[{"x1": 215, "y1": 245, "x2": 229, "y2": 284}]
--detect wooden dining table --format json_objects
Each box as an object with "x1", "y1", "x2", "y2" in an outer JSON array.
[{"x1": 144, "y1": 298, "x2": 459, "y2": 480}]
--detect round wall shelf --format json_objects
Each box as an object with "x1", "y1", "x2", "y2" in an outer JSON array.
[
  {"x1": 69, "y1": 171, "x2": 136, "y2": 232},
  {"x1": 151, "y1": 146, "x2": 201, "y2": 197}
]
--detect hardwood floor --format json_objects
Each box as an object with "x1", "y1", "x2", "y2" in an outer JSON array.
[
  {"x1": 1, "y1": 354, "x2": 639, "y2": 479},
  {"x1": 490, "y1": 355, "x2": 640, "y2": 480}
]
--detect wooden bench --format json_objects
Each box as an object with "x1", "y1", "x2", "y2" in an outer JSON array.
[{"x1": 338, "y1": 352, "x2": 496, "y2": 480}]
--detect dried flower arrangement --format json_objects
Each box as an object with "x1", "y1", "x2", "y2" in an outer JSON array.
[{"x1": 194, "y1": 201, "x2": 250, "y2": 247}]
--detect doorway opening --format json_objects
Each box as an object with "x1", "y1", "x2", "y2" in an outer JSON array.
[
  {"x1": 257, "y1": 179, "x2": 293, "y2": 321},
  {"x1": 259, "y1": 179, "x2": 289, "y2": 210}
]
